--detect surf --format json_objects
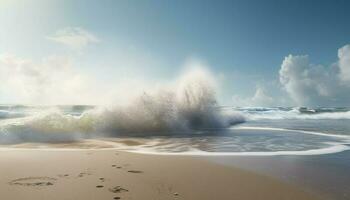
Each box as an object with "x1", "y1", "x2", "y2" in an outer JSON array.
[{"x1": 0, "y1": 67, "x2": 244, "y2": 144}]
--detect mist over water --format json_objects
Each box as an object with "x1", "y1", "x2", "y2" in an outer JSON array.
[{"x1": 90, "y1": 67, "x2": 243, "y2": 134}]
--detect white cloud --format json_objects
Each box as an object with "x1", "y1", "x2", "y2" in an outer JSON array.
[
  {"x1": 0, "y1": 54, "x2": 95, "y2": 105},
  {"x1": 338, "y1": 44, "x2": 350, "y2": 82},
  {"x1": 0, "y1": 53, "x2": 154, "y2": 105},
  {"x1": 251, "y1": 86, "x2": 274, "y2": 105},
  {"x1": 0, "y1": 54, "x2": 219, "y2": 106},
  {"x1": 232, "y1": 86, "x2": 278, "y2": 107},
  {"x1": 46, "y1": 27, "x2": 99, "y2": 50},
  {"x1": 279, "y1": 44, "x2": 350, "y2": 106}
]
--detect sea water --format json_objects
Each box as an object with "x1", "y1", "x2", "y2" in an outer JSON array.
[{"x1": 0, "y1": 105, "x2": 349, "y2": 156}]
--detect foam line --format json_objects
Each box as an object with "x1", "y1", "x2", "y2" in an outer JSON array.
[
  {"x1": 233, "y1": 126, "x2": 350, "y2": 139},
  {"x1": 0, "y1": 143, "x2": 348, "y2": 156},
  {"x1": 0, "y1": 127, "x2": 349, "y2": 156},
  {"x1": 125, "y1": 143, "x2": 350, "y2": 156}
]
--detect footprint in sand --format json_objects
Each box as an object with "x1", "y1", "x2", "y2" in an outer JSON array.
[
  {"x1": 9, "y1": 177, "x2": 57, "y2": 187},
  {"x1": 77, "y1": 172, "x2": 92, "y2": 178},
  {"x1": 109, "y1": 186, "x2": 129, "y2": 193},
  {"x1": 112, "y1": 165, "x2": 122, "y2": 169},
  {"x1": 127, "y1": 170, "x2": 143, "y2": 173},
  {"x1": 57, "y1": 174, "x2": 69, "y2": 178},
  {"x1": 155, "y1": 182, "x2": 174, "y2": 195},
  {"x1": 99, "y1": 177, "x2": 105, "y2": 182}
]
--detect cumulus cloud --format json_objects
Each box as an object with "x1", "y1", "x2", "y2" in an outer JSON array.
[
  {"x1": 232, "y1": 86, "x2": 277, "y2": 107},
  {"x1": 251, "y1": 86, "x2": 274, "y2": 105},
  {"x1": 338, "y1": 44, "x2": 350, "y2": 82},
  {"x1": 279, "y1": 44, "x2": 350, "y2": 106},
  {"x1": 46, "y1": 27, "x2": 99, "y2": 50}
]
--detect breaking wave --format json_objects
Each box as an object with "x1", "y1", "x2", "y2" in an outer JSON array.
[{"x1": 0, "y1": 68, "x2": 244, "y2": 144}]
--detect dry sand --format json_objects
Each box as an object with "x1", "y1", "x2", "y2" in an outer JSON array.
[{"x1": 0, "y1": 150, "x2": 321, "y2": 200}]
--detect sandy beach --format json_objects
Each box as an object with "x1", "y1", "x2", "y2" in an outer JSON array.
[{"x1": 0, "y1": 150, "x2": 321, "y2": 200}]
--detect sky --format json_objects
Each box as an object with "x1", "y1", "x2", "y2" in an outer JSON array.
[{"x1": 0, "y1": 0, "x2": 350, "y2": 106}]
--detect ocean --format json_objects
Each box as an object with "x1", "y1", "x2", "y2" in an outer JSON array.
[{"x1": 0, "y1": 105, "x2": 349, "y2": 156}]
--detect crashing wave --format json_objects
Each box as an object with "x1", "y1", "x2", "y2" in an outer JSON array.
[{"x1": 0, "y1": 68, "x2": 244, "y2": 144}]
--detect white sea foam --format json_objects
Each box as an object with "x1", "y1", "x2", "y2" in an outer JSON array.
[
  {"x1": 0, "y1": 126, "x2": 349, "y2": 157},
  {"x1": 122, "y1": 127, "x2": 350, "y2": 156},
  {"x1": 0, "y1": 140, "x2": 348, "y2": 157},
  {"x1": 125, "y1": 143, "x2": 350, "y2": 156}
]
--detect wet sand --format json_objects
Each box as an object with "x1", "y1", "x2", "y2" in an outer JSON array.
[
  {"x1": 210, "y1": 151, "x2": 350, "y2": 200},
  {"x1": 0, "y1": 150, "x2": 321, "y2": 200}
]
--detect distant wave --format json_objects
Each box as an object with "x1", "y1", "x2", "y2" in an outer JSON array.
[
  {"x1": 233, "y1": 126, "x2": 350, "y2": 139},
  {"x1": 0, "y1": 110, "x2": 26, "y2": 119},
  {"x1": 237, "y1": 107, "x2": 350, "y2": 120}
]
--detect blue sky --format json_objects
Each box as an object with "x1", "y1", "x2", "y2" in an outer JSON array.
[{"x1": 1, "y1": 0, "x2": 350, "y2": 106}]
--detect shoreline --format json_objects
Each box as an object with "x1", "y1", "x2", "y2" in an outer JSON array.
[{"x1": 0, "y1": 149, "x2": 321, "y2": 200}]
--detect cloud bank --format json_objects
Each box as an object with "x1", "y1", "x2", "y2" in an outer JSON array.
[{"x1": 279, "y1": 44, "x2": 350, "y2": 106}]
